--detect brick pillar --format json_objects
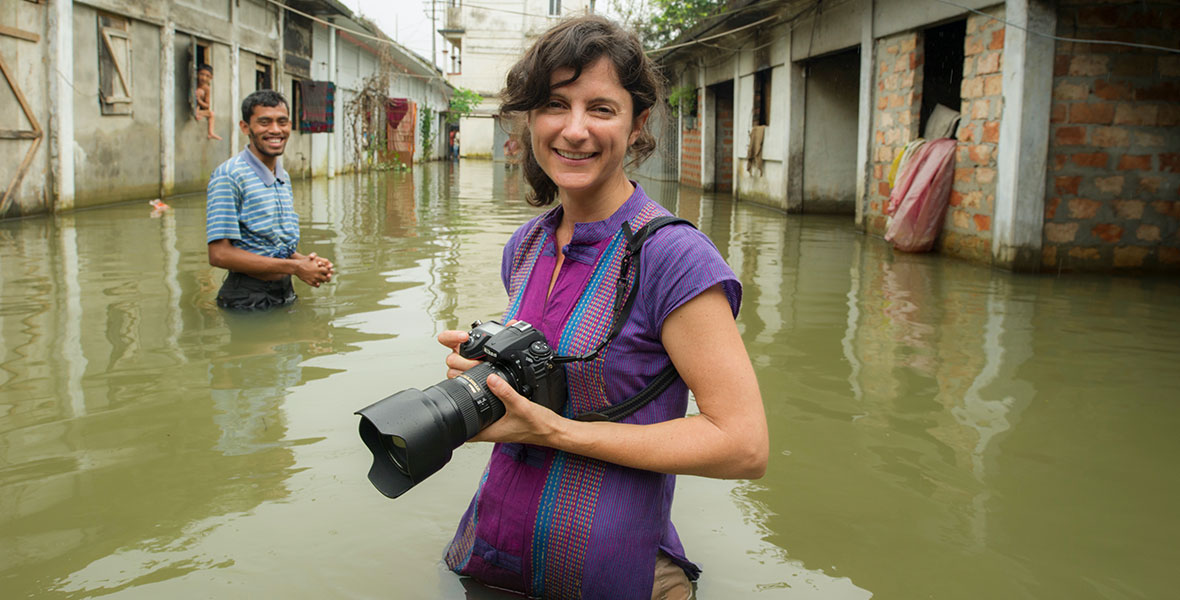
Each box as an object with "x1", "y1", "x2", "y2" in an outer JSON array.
[{"x1": 866, "y1": 31, "x2": 923, "y2": 235}]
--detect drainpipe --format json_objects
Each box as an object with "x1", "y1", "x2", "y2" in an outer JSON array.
[
  {"x1": 48, "y1": 0, "x2": 75, "y2": 212},
  {"x1": 328, "y1": 23, "x2": 337, "y2": 178},
  {"x1": 854, "y1": 0, "x2": 874, "y2": 228},
  {"x1": 161, "y1": 20, "x2": 175, "y2": 198},
  {"x1": 992, "y1": 0, "x2": 1055, "y2": 272}
]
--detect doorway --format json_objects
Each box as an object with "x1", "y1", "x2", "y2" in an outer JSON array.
[{"x1": 802, "y1": 48, "x2": 861, "y2": 214}]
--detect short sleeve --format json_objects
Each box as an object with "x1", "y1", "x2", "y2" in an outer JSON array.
[
  {"x1": 638, "y1": 224, "x2": 741, "y2": 328},
  {"x1": 205, "y1": 167, "x2": 242, "y2": 244}
]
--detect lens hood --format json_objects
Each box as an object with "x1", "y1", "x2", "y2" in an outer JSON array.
[{"x1": 356, "y1": 388, "x2": 464, "y2": 498}]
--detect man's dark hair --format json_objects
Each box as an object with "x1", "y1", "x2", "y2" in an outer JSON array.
[
  {"x1": 241, "y1": 90, "x2": 289, "y2": 122},
  {"x1": 198, "y1": 64, "x2": 213, "y2": 74},
  {"x1": 499, "y1": 15, "x2": 664, "y2": 206}
]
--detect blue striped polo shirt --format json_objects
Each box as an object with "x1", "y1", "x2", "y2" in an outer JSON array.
[{"x1": 205, "y1": 147, "x2": 299, "y2": 258}]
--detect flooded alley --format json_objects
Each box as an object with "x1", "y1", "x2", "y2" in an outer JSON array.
[{"x1": 2, "y1": 161, "x2": 1179, "y2": 599}]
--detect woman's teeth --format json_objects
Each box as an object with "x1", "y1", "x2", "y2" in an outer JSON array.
[{"x1": 556, "y1": 149, "x2": 593, "y2": 160}]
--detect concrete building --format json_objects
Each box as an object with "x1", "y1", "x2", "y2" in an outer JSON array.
[
  {"x1": 0, "y1": 0, "x2": 452, "y2": 220},
  {"x1": 438, "y1": 0, "x2": 595, "y2": 160},
  {"x1": 653, "y1": 0, "x2": 1180, "y2": 272}
]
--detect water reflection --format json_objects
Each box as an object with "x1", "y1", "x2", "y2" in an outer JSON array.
[{"x1": 1, "y1": 162, "x2": 1178, "y2": 599}]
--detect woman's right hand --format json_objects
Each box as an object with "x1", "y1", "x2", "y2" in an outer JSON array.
[{"x1": 438, "y1": 330, "x2": 481, "y2": 378}]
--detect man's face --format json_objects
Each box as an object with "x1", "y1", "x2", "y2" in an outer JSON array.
[{"x1": 240, "y1": 103, "x2": 291, "y2": 158}]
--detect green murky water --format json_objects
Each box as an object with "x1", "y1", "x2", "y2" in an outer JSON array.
[{"x1": 2, "y1": 161, "x2": 1178, "y2": 599}]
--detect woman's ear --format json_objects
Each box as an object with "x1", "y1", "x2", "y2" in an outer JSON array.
[{"x1": 629, "y1": 108, "x2": 651, "y2": 146}]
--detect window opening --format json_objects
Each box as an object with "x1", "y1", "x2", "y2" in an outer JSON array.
[
  {"x1": 189, "y1": 38, "x2": 212, "y2": 117},
  {"x1": 920, "y1": 19, "x2": 966, "y2": 139},
  {"x1": 549, "y1": 0, "x2": 561, "y2": 17},
  {"x1": 256, "y1": 59, "x2": 273, "y2": 90},
  {"x1": 752, "y1": 69, "x2": 771, "y2": 126},
  {"x1": 98, "y1": 13, "x2": 132, "y2": 115},
  {"x1": 291, "y1": 78, "x2": 303, "y2": 126}
]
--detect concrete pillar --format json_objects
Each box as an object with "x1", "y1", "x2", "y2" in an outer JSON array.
[
  {"x1": 231, "y1": 44, "x2": 240, "y2": 149},
  {"x1": 731, "y1": 56, "x2": 741, "y2": 198},
  {"x1": 854, "y1": 0, "x2": 874, "y2": 227},
  {"x1": 48, "y1": 0, "x2": 75, "y2": 212},
  {"x1": 231, "y1": 0, "x2": 241, "y2": 151},
  {"x1": 161, "y1": 22, "x2": 175, "y2": 197},
  {"x1": 992, "y1": 0, "x2": 1056, "y2": 272},
  {"x1": 697, "y1": 65, "x2": 709, "y2": 190},
  {"x1": 786, "y1": 60, "x2": 805, "y2": 213},
  {"x1": 328, "y1": 24, "x2": 337, "y2": 178},
  {"x1": 276, "y1": 7, "x2": 285, "y2": 93}
]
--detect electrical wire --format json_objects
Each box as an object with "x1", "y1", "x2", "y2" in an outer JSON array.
[
  {"x1": 934, "y1": 0, "x2": 1180, "y2": 55},
  {"x1": 261, "y1": 0, "x2": 449, "y2": 83},
  {"x1": 648, "y1": 13, "x2": 781, "y2": 54}
]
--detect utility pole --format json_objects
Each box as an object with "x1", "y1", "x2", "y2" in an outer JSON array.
[{"x1": 430, "y1": 0, "x2": 437, "y2": 69}]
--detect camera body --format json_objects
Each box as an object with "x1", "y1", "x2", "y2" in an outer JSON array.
[
  {"x1": 355, "y1": 319, "x2": 566, "y2": 498},
  {"x1": 458, "y1": 320, "x2": 566, "y2": 414}
]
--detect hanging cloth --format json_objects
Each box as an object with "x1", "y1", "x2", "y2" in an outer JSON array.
[
  {"x1": 884, "y1": 138, "x2": 958, "y2": 253},
  {"x1": 298, "y1": 80, "x2": 335, "y2": 133},
  {"x1": 746, "y1": 125, "x2": 767, "y2": 175},
  {"x1": 385, "y1": 98, "x2": 410, "y2": 129}
]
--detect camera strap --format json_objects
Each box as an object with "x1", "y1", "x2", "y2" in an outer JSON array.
[{"x1": 555, "y1": 215, "x2": 694, "y2": 423}]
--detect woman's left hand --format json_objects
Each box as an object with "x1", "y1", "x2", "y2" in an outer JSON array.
[{"x1": 470, "y1": 374, "x2": 560, "y2": 445}]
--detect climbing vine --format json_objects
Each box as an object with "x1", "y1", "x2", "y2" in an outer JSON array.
[
  {"x1": 420, "y1": 109, "x2": 435, "y2": 159},
  {"x1": 667, "y1": 85, "x2": 697, "y2": 117},
  {"x1": 447, "y1": 87, "x2": 482, "y2": 124}
]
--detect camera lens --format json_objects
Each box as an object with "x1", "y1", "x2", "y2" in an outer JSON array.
[
  {"x1": 382, "y1": 435, "x2": 409, "y2": 475},
  {"x1": 356, "y1": 362, "x2": 513, "y2": 498}
]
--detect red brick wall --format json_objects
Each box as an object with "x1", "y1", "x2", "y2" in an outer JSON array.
[
  {"x1": 868, "y1": 31, "x2": 924, "y2": 235},
  {"x1": 681, "y1": 90, "x2": 702, "y2": 187},
  {"x1": 1042, "y1": 2, "x2": 1180, "y2": 271},
  {"x1": 940, "y1": 7, "x2": 1005, "y2": 261}
]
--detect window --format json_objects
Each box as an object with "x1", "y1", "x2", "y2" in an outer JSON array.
[
  {"x1": 752, "y1": 69, "x2": 771, "y2": 126},
  {"x1": 188, "y1": 38, "x2": 212, "y2": 117},
  {"x1": 98, "y1": 13, "x2": 132, "y2": 115},
  {"x1": 549, "y1": 0, "x2": 561, "y2": 17},
  {"x1": 256, "y1": 59, "x2": 273, "y2": 90},
  {"x1": 291, "y1": 78, "x2": 303, "y2": 126}
]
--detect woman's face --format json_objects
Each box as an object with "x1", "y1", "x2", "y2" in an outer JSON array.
[{"x1": 528, "y1": 57, "x2": 648, "y2": 202}]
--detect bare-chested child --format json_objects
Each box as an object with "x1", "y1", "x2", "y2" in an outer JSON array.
[{"x1": 194, "y1": 64, "x2": 223, "y2": 141}]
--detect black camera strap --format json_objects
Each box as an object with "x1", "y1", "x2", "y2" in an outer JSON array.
[{"x1": 552, "y1": 215, "x2": 694, "y2": 423}]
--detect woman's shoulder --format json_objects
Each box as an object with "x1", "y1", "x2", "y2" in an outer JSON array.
[{"x1": 638, "y1": 216, "x2": 741, "y2": 318}]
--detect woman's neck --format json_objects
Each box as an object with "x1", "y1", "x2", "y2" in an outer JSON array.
[{"x1": 557, "y1": 175, "x2": 635, "y2": 226}]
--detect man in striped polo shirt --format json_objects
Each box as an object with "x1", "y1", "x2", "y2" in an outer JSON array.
[{"x1": 206, "y1": 90, "x2": 334, "y2": 310}]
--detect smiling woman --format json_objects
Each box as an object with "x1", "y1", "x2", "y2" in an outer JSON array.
[{"x1": 430, "y1": 14, "x2": 768, "y2": 600}]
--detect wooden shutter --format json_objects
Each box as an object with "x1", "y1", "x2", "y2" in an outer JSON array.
[{"x1": 98, "y1": 14, "x2": 132, "y2": 115}]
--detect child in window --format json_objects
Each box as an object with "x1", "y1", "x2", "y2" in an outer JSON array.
[{"x1": 195, "y1": 64, "x2": 223, "y2": 141}]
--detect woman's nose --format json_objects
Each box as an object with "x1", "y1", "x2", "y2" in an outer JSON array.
[{"x1": 560, "y1": 109, "x2": 590, "y2": 143}]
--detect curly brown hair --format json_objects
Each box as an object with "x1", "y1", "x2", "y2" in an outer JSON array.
[{"x1": 499, "y1": 15, "x2": 665, "y2": 206}]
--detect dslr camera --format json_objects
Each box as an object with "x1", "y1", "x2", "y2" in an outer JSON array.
[{"x1": 356, "y1": 320, "x2": 567, "y2": 498}]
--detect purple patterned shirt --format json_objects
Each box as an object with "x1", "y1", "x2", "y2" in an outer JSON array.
[{"x1": 445, "y1": 184, "x2": 741, "y2": 599}]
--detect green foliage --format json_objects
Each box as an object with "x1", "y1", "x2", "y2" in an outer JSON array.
[
  {"x1": 638, "y1": 0, "x2": 727, "y2": 50},
  {"x1": 666, "y1": 85, "x2": 697, "y2": 117},
  {"x1": 447, "y1": 87, "x2": 483, "y2": 124},
  {"x1": 420, "y1": 109, "x2": 435, "y2": 159}
]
